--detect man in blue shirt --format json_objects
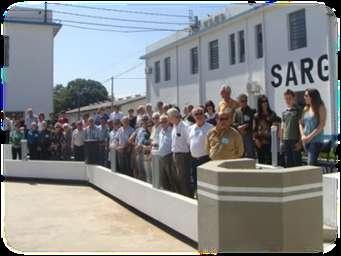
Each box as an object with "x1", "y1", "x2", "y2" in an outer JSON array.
[
  {"x1": 156, "y1": 114, "x2": 177, "y2": 192},
  {"x1": 27, "y1": 122, "x2": 40, "y2": 160}
]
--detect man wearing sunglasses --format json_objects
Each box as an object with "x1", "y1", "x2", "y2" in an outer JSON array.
[
  {"x1": 206, "y1": 109, "x2": 244, "y2": 160},
  {"x1": 188, "y1": 107, "x2": 213, "y2": 197},
  {"x1": 233, "y1": 94, "x2": 256, "y2": 158}
]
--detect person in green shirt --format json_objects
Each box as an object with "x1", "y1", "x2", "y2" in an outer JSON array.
[
  {"x1": 280, "y1": 89, "x2": 302, "y2": 167},
  {"x1": 10, "y1": 123, "x2": 24, "y2": 160}
]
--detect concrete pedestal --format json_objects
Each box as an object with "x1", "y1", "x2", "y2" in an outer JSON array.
[
  {"x1": 197, "y1": 159, "x2": 323, "y2": 253},
  {"x1": 151, "y1": 150, "x2": 161, "y2": 189},
  {"x1": 21, "y1": 139, "x2": 28, "y2": 160},
  {"x1": 109, "y1": 149, "x2": 117, "y2": 172}
]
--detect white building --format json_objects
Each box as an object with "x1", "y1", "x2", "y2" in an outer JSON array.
[
  {"x1": 141, "y1": 3, "x2": 338, "y2": 138},
  {"x1": 3, "y1": 6, "x2": 62, "y2": 118}
]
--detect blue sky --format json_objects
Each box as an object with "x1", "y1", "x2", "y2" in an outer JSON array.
[{"x1": 12, "y1": 1, "x2": 231, "y2": 98}]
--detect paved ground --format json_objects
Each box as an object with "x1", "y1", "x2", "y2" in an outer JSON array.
[{"x1": 3, "y1": 181, "x2": 198, "y2": 253}]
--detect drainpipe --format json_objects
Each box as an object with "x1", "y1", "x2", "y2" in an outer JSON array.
[
  {"x1": 327, "y1": 9, "x2": 338, "y2": 139},
  {"x1": 198, "y1": 36, "x2": 203, "y2": 104},
  {"x1": 176, "y1": 45, "x2": 179, "y2": 106}
]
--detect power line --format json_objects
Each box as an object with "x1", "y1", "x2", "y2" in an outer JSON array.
[
  {"x1": 62, "y1": 24, "x2": 162, "y2": 33},
  {"x1": 54, "y1": 18, "x2": 184, "y2": 31},
  {"x1": 52, "y1": 10, "x2": 189, "y2": 25},
  {"x1": 50, "y1": 3, "x2": 190, "y2": 18}
]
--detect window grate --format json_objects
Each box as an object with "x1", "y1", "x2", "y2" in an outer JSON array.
[{"x1": 289, "y1": 9, "x2": 307, "y2": 50}]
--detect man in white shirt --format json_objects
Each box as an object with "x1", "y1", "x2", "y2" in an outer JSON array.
[
  {"x1": 167, "y1": 108, "x2": 192, "y2": 198},
  {"x1": 72, "y1": 121, "x2": 85, "y2": 161},
  {"x1": 188, "y1": 107, "x2": 213, "y2": 196},
  {"x1": 109, "y1": 105, "x2": 124, "y2": 122}
]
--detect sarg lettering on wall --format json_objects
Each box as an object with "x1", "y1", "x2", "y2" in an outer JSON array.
[{"x1": 270, "y1": 54, "x2": 329, "y2": 87}]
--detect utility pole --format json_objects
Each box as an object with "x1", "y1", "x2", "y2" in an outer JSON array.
[
  {"x1": 111, "y1": 76, "x2": 114, "y2": 111},
  {"x1": 44, "y1": 2, "x2": 47, "y2": 23}
]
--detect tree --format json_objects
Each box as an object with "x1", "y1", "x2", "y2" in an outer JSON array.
[{"x1": 53, "y1": 79, "x2": 108, "y2": 114}]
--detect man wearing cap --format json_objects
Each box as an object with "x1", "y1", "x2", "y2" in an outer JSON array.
[
  {"x1": 206, "y1": 109, "x2": 244, "y2": 160},
  {"x1": 167, "y1": 108, "x2": 192, "y2": 198},
  {"x1": 217, "y1": 85, "x2": 239, "y2": 113}
]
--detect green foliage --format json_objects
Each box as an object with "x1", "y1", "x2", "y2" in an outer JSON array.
[{"x1": 53, "y1": 79, "x2": 108, "y2": 114}]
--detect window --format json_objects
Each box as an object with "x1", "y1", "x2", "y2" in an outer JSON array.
[
  {"x1": 255, "y1": 24, "x2": 263, "y2": 58},
  {"x1": 190, "y1": 47, "x2": 198, "y2": 74},
  {"x1": 154, "y1": 61, "x2": 160, "y2": 83},
  {"x1": 229, "y1": 33, "x2": 236, "y2": 65},
  {"x1": 289, "y1": 9, "x2": 307, "y2": 50},
  {"x1": 209, "y1": 40, "x2": 219, "y2": 70},
  {"x1": 164, "y1": 57, "x2": 171, "y2": 81},
  {"x1": 3, "y1": 36, "x2": 9, "y2": 67},
  {"x1": 238, "y1": 30, "x2": 245, "y2": 63}
]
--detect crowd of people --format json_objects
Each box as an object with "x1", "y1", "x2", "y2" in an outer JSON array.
[{"x1": 5, "y1": 86, "x2": 327, "y2": 198}]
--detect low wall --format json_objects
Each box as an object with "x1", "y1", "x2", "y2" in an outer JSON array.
[
  {"x1": 3, "y1": 160, "x2": 88, "y2": 181},
  {"x1": 87, "y1": 165, "x2": 197, "y2": 241}
]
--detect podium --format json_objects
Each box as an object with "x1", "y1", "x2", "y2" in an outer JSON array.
[{"x1": 84, "y1": 140, "x2": 100, "y2": 165}]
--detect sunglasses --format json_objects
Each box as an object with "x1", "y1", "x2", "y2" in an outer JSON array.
[
  {"x1": 218, "y1": 117, "x2": 230, "y2": 121},
  {"x1": 194, "y1": 112, "x2": 204, "y2": 116}
]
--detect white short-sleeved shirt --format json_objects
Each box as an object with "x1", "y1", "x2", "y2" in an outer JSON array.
[
  {"x1": 188, "y1": 122, "x2": 213, "y2": 158},
  {"x1": 110, "y1": 111, "x2": 124, "y2": 121},
  {"x1": 171, "y1": 121, "x2": 190, "y2": 153}
]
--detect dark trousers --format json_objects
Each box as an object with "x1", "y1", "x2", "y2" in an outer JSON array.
[
  {"x1": 282, "y1": 140, "x2": 302, "y2": 167},
  {"x1": 12, "y1": 146, "x2": 22, "y2": 160},
  {"x1": 159, "y1": 153, "x2": 177, "y2": 192},
  {"x1": 98, "y1": 143, "x2": 107, "y2": 167},
  {"x1": 74, "y1": 145, "x2": 84, "y2": 161},
  {"x1": 39, "y1": 147, "x2": 51, "y2": 160},
  {"x1": 191, "y1": 155, "x2": 210, "y2": 193},
  {"x1": 304, "y1": 142, "x2": 322, "y2": 166},
  {"x1": 28, "y1": 143, "x2": 39, "y2": 160},
  {"x1": 84, "y1": 141, "x2": 99, "y2": 164},
  {"x1": 173, "y1": 152, "x2": 193, "y2": 198},
  {"x1": 4, "y1": 130, "x2": 10, "y2": 144},
  {"x1": 257, "y1": 143, "x2": 272, "y2": 165},
  {"x1": 117, "y1": 147, "x2": 133, "y2": 176}
]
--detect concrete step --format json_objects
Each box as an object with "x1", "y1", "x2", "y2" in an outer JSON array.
[{"x1": 323, "y1": 225, "x2": 337, "y2": 243}]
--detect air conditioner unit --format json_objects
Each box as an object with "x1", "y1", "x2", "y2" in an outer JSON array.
[{"x1": 145, "y1": 67, "x2": 152, "y2": 74}]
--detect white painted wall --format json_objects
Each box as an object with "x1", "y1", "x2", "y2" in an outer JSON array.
[
  {"x1": 3, "y1": 160, "x2": 88, "y2": 181},
  {"x1": 3, "y1": 22, "x2": 57, "y2": 116}
]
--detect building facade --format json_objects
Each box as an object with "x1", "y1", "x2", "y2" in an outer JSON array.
[
  {"x1": 141, "y1": 3, "x2": 338, "y2": 137},
  {"x1": 3, "y1": 6, "x2": 62, "y2": 118},
  {"x1": 65, "y1": 95, "x2": 146, "y2": 123}
]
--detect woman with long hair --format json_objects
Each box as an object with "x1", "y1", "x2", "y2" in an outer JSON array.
[
  {"x1": 253, "y1": 95, "x2": 281, "y2": 164},
  {"x1": 204, "y1": 100, "x2": 218, "y2": 126},
  {"x1": 299, "y1": 88, "x2": 326, "y2": 165}
]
